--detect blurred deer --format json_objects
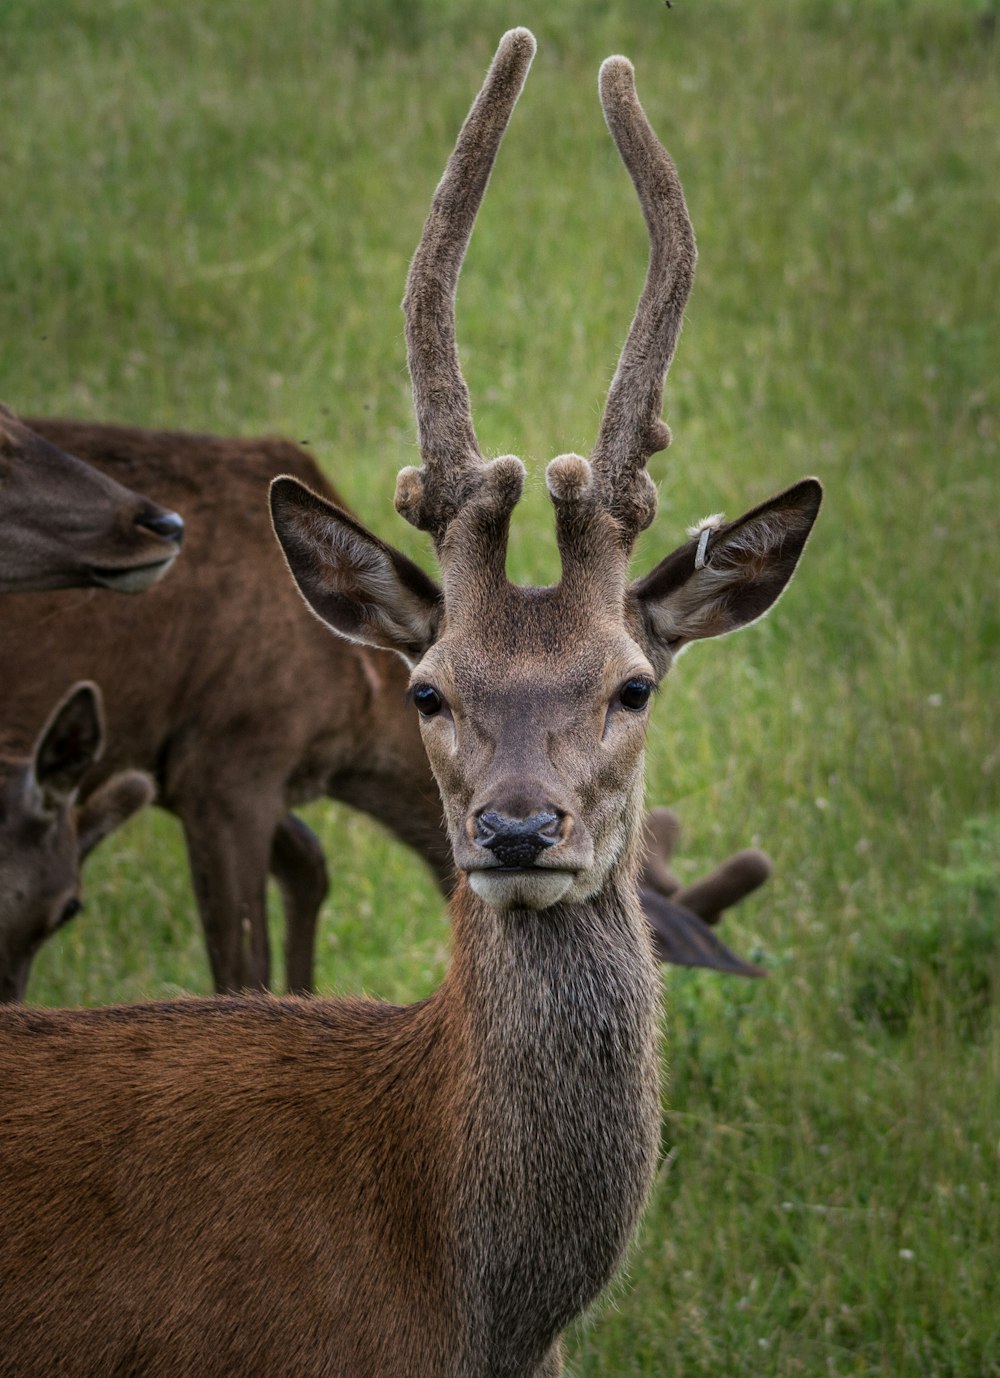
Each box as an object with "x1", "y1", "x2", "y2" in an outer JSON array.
[
  {"x1": 640, "y1": 806, "x2": 770, "y2": 973},
  {"x1": 0, "y1": 32, "x2": 819, "y2": 1375},
  {"x1": 0, "y1": 402, "x2": 183, "y2": 592},
  {"x1": 0, "y1": 683, "x2": 153, "y2": 1000}
]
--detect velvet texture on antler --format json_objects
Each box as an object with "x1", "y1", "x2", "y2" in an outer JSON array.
[{"x1": 397, "y1": 30, "x2": 697, "y2": 609}]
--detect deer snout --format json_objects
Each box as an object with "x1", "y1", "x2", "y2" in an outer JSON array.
[
  {"x1": 91, "y1": 503, "x2": 186, "y2": 592},
  {"x1": 135, "y1": 507, "x2": 185, "y2": 546},
  {"x1": 475, "y1": 810, "x2": 564, "y2": 868},
  {"x1": 466, "y1": 805, "x2": 578, "y2": 911}
]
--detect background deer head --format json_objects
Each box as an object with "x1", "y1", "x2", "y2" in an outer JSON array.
[
  {"x1": 0, "y1": 403, "x2": 184, "y2": 593},
  {"x1": 0, "y1": 683, "x2": 154, "y2": 1000}
]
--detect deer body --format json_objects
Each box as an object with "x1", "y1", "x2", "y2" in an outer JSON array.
[
  {"x1": 0, "y1": 873, "x2": 658, "y2": 1377},
  {"x1": 0, "y1": 30, "x2": 819, "y2": 1371}
]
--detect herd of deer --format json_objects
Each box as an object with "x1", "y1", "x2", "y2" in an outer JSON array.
[{"x1": 0, "y1": 31, "x2": 820, "y2": 1376}]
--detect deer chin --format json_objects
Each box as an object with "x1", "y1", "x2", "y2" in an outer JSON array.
[
  {"x1": 90, "y1": 554, "x2": 179, "y2": 594},
  {"x1": 467, "y1": 868, "x2": 576, "y2": 912}
]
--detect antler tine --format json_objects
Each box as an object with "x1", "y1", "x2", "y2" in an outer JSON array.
[
  {"x1": 673, "y1": 850, "x2": 773, "y2": 926},
  {"x1": 396, "y1": 28, "x2": 536, "y2": 547},
  {"x1": 592, "y1": 56, "x2": 697, "y2": 546}
]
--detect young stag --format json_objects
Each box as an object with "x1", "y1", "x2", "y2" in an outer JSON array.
[
  {"x1": 0, "y1": 32, "x2": 820, "y2": 1375},
  {"x1": 0, "y1": 421, "x2": 770, "y2": 993},
  {"x1": 0, "y1": 402, "x2": 183, "y2": 592},
  {"x1": 0, "y1": 683, "x2": 153, "y2": 1001}
]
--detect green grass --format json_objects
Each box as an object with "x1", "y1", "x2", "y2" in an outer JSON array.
[{"x1": 2, "y1": 0, "x2": 998, "y2": 1372}]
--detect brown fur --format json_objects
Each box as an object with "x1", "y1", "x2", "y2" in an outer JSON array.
[
  {"x1": 0, "y1": 993, "x2": 466, "y2": 1375},
  {"x1": 0, "y1": 401, "x2": 183, "y2": 593},
  {"x1": 0, "y1": 873, "x2": 658, "y2": 1376}
]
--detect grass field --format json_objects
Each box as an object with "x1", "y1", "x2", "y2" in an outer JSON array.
[{"x1": 1, "y1": 1, "x2": 998, "y2": 1373}]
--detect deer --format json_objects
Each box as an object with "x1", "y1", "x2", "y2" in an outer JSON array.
[
  {"x1": 0, "y1": 32, "x2": 820, "y2": 1376},
  {"x1": 0, "y1": 422, "x2": 771, "y2": 996},
  {"x1": 0, "y1": 682, "x2": 154, "y2": 1001},
  {"x1": 0, "y1": 401, "x2": 184, "y2": 593}
]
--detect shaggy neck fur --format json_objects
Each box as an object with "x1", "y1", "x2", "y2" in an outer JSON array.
[{"x1": 441, "y1": 850, "x2": 662, "y2": 1375}]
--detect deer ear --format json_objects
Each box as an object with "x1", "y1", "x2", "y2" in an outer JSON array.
[
  {"x1": 631, "y1": 479, "x2": 822, "y2": 673},
  {"x1": 30, "y1": 682, "x2": 105, "y2": 810},
  {"x1": 270, "y1": 476, "x2": 443, "y2": 664},
  {"x1": 76, "y1": 771, "x2": 155, "y2": 861}
]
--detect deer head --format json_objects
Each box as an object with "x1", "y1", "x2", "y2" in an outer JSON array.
[
  {"x1": 0, "y1": 683, "x2": 154, "y2": 1001},
  {"x1": 0, "y1": 403, "x2": 185, "y2": 593},
  {"x1": 271, "y1": 29, "x2": 821, "y2": 918}
]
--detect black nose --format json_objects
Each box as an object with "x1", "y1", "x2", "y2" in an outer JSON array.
[
  {"x1": 137, "y1": 509, "x2": 185, "y2": 544},
  {"x1": 475, "y1": 811, "x2": 563, "y2": 868}
]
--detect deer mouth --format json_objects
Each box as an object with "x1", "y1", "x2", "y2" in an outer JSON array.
[
  {"x1": 459, "y1": 810, "x2": 594, "y2": 911},
  {"x1": 89, "y1": 552, "x2": 180, "y2": 593},
  {"x1": 467, "y1": 864, "x2": 577, "y2": 912}
]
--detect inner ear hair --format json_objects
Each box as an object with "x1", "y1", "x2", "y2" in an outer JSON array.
[
  {"x1": 633, "y1": 478, "x2": 822, "y2": 660},
  {"x1": 33, "y1": 683, "x2": 105, "y2": 802},
  {"x1": 271, "y1": 476, "x2": 443, "y2": 662}
]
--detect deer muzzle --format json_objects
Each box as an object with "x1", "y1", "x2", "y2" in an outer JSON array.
[
  {"x1": 89, "y1": 502, "x2": 185, "y2": 592},
  {"x1": 135, "y1": 507, "x2": 185, "y2": 544},
  {"x1": 463, "y1": 804, "x2": 591, "y2": 911},
  {"x1": 474, "y1": 810, "x2": 563, "y2": 868}
]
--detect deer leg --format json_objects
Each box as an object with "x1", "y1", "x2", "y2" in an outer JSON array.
[
  {"x1": 270, "y1": 813, "x2": 329, "y2": 995},
  {"x1": 178, "y1": 794, "x2": 282, "y2": 993}
]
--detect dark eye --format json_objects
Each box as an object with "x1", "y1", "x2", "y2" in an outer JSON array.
[
  {"x1": 619, "y1": 678, "x2": 654, "y2": 712},
  {"x1": 57, "y1": 898, "x2": 83, "y2": 928},
  {"x1": 412, "y1": 684, "x2": 443, "y2": 718}
]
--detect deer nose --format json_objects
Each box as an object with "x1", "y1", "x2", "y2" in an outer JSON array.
[
  {"x1": 136, "y1": 508, "x2": 185, "y2": 545},
  {"x1": 475, "y1": 810, "x2": 564, "y2": 868}
]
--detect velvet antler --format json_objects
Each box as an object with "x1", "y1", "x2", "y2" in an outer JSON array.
[
  {"x1": 639, "y1": 808, "x2": 772, "y2": 977},
  {"x1": 395, "y1": 28, "x2": 536, "y2": 567}
]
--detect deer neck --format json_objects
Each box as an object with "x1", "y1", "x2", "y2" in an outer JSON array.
[{"x1": 440, "y1": 845, "x2": 662, "y2": 1372}]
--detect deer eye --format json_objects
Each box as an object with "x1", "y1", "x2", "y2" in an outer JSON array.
[
  {"x1": 57, "y1": 898, "x2": 83, "y2": 929},
  {"x1": 412, "y1": 684, "x2": 443, "y2": 718},
  {"x1": 618, "y1": 678, "x2": 654, "y2": 712}
]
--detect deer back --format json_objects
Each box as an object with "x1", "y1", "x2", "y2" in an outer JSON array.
[{"x1": 0, "y1": 994, "x2": 469, "y2": 1375}]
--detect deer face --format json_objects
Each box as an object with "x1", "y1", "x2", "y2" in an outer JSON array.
[
  {"x1": 272, "y1": 465, "x2": 819, "y2": 914},
  {"x1": 272, "y1": 29, "x2": 821, "y2": 912},
  {"x1": 408, "y1": 583, "x2": 654, "y2": 910},
  {"x1": 0, "y1": 767, "x2": 81, "y2": 1002},
  {"x1": 0, "y1": 684, "x2": 154, "y2": 1001}
]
